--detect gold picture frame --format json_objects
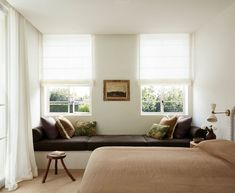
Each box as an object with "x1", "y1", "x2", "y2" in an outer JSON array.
[{"x1": 103, "y1": 80, "x2": 130, "y2": 101}]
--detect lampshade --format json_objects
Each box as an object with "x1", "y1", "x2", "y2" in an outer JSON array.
[
  {"x1": 211, "y1": 103, "x2": 216, "y2": 112},
  {"x1": 207, "y1": 113, "x2": 218, "y2": 123}
]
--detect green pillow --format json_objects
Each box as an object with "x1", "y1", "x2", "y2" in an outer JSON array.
[
  {"x1": 75, "y1": 121, "x2": 96, "y2": 136},
  {"x1": 147, "y1": 124, "x2": 169, "y2": 139}
]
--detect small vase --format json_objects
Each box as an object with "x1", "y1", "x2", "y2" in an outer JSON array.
[{"x1": 206, "y1": 129, "x2": 216, "y2": 140}]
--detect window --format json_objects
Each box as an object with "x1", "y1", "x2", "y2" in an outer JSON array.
[
  {"x1": 140, "y1": 34, "x2": 191, "y2": 114},
  {"x1": 42, "y1": 35, "x2": 92, "y2": 115},
  {"x1": 141, "y1": 85, "x2": 187, "y2": 114},
  {"x1": 45, "y1": 86, "x2": 91, "y2": 114},
  {"x1": 0, "y1": 7, "x2": 6, "y2": 188}
]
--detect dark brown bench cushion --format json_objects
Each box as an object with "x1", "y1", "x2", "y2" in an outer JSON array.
[
  {"x1": 88, "y1": 135, "x2": 147, "y2": 151},
  {"x1": 33, "y1": 126, "x2": 205, "y2": 151},
  {"x1": 144, "y1": 136, "x2": 191, "y2": 147},
  {"x1": 33, "y1": 136, "x2": 89, "y2": 151}
]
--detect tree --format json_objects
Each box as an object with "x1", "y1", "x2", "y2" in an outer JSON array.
[
  {"x1": 142, "y1": 86, "x2": 160, "y2": 112},
  {"x1": 78, "y1": 104, "x2": 90, "y2": 112},
  {"x1": 142, "y1": 86, "x2": 183, "y2": 113},
  {"x1": 162, "y1": 87, "x2": 183, "y2": 112},
  {"x1": 50, "y1": 88, "x2": 69, "y2": 101}
]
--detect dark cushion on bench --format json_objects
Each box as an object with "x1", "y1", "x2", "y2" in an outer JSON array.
[
  {"x1": 88, "y1": 135, "x2": 147, "y2": 150},
  {"x1": 33, "y1": 126, "x2": 44, "y2": 142},
  {"x1": 144, "y1": 136, "x2": 191, "y2": 147},
  {"x1": 33, "y1": 126, "x2": 206, "y2": 151},
  {"x1": 33, "y1": 136, "x2": 89, "y2": 151}
]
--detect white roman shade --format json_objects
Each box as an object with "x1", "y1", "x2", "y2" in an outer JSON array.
[
  {"x1": 42, "y1": 35, "x2": 92, "y2": 84},
  {"x1": 140, "y1": 34, "x2": 191, "y2": 84}
]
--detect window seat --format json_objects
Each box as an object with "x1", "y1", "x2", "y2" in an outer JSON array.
[{"x1": 33, "y1": 126, "x2": 206, "y2": 151}]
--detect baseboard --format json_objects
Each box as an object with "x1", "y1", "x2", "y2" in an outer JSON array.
[{"x1": 35, "y1": 151, "x2": 92, "y2": 169}]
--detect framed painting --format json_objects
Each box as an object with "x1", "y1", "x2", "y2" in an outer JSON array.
[{"x1": 103, "y1": 80, "x2": 130, "y2": 101}]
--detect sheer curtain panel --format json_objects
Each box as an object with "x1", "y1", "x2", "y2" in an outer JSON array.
[
  {"x1": 5, "y1": 6, "x2": 41, "y2": 191},
  {"x1": 0, "y1": 5, "x2": 7, "y2": 189}
]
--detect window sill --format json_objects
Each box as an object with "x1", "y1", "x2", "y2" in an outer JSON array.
[
  {"x1": 141, "y1": 112, "x2": 186, "y2": 116},
  {"x1": 44, "y1": 112, "x2": 92, "y2": 117}
]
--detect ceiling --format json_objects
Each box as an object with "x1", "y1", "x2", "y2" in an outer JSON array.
[{"x1": 6, "y1": 0, "x2": 235, "y2": 34}]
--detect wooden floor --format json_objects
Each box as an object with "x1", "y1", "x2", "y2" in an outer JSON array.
[{"x1": 0, "y1": 170, "x2": 84, "y2": 193}]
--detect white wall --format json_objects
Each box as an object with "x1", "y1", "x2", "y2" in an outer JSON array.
[
  {"x1": 68, "y1": 35, "x2": 162, "y2": 134},
  {"x1": 193, "y1": 3, "x2": 235, "y2": 139}
]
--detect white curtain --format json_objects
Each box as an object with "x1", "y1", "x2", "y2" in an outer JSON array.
[
  {"x1": 5, "y1": 6, "x2": 41, "y2": 191},
  {"x1": 0, "y1": 4, "x2": 7, "y2": 189}
]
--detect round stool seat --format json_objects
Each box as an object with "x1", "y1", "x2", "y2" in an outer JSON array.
[
  {"x1": 42, "y1": 151, "x2": 75, "y2": 183},
  {"x1": 47, "y1": 152, "x2": 66, "y2": 159}
]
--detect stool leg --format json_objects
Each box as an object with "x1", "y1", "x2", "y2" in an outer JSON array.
[
  {"x1": 55, "y1": 159, "x2": 58, "y2": 175},
  {"x1": 42, "y1": 159, "x2": 52, "y2": 183},
  {"x1": 60, "y1": 159, "x2": 75, "y2": 181}
]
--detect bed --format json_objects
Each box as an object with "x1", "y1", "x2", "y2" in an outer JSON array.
[{"x1": 78, "y1": 140, "x2": 235, "y2": 193}]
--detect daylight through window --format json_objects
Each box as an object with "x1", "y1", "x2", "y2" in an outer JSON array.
[
  {"x1": 42, "y1": 35, "x2": 92, "y2": 115},
  {"x1": 140, "y1": 34, "x2": 191, "y2": 114}
]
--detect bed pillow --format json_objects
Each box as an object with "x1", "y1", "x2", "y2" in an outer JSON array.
[
  {"x1": 146, "y1": 124, "x2": 169, "y2": 139},
  {"x1": 159, "y1": 116, "x2": 178, "y2": 139},
  {"x1": 41, "y1": 116, "x2": 59, "y2": 139},
  {"x1": 55, "y1": 117, "x2": 75, "y2": 139},
  {"x1": 173, "y1": 116, "x2": 192, "y2": 139},
  {"x1": 75, "y1": 121, "x2": 96, "y2": 136},
  {"x1": 198, "y1": 140, "x2": 235, "y2": 166}
]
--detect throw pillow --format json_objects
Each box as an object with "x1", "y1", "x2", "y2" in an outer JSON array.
[
  {"x1": 55, "y1": 118, "x2": 70, "y2": 139},
  {"x1": 33, "y1": 127, "x2": 44, "y2": 142},
  {"x1": 159, "y1": 116, "x2": 178, "y2": 139},
  {"x1": 173, "y1": 116, "x2": 192, "y2": 139},
  {"x1": 146, "y1": 124, "x2": 169, "y2": 139},
  {"x1": 41, "y1": 116, "x2": 59, "y2": 139},
  {"x1": 75, "y1": 121, "x2": 96, "y2": 136},
  {"x1": 55, "y1": 116, "x2": 75, "y2": 139}
]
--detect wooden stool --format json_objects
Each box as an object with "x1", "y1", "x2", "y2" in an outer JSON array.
[{"x1": 42, "y1": 152, "x2": 75, "y2": 183}]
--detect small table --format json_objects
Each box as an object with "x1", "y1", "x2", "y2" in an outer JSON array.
[{"x1": 42, "y1": 152, "x2": 75, "y2": 183}]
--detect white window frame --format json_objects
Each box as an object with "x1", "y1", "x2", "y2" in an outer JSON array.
[
  {"x1": 139, "y1": 34, "x2": 192, "y2": 115},
  {"x1": 140, "y1": 84, "x2": 188, "y2": 115},
  {"x1": 42, "y1": 84, "x2": 92, "y2": 116},
  {"x1": 41, "y1": 34, "x2": 93, "y2": 116}
]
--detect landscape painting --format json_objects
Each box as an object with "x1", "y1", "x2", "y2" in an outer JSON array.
[{"x1": 103, "y1": 80, "x2": 130, "y2": 101}]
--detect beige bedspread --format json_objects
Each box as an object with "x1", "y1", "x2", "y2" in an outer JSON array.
[{"x1": 79, "y1": 140, "x2": 235, "y2": 193}]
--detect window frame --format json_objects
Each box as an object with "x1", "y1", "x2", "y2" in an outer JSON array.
[
  {"x1": 42, "y1": 84, "x2": 92, "y2": 116},
  {"x1": 41, "y1": 34, "x2": 93, "y2": 116},
  {"x1": 139, "y1": 34, "x2": 192, "y2": 115},
  {"x1": 140, "y1": 84, "x2": 188, "y2": 115}
]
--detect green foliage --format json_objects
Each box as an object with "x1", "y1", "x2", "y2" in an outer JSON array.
[
  {"x1": 142, "y1": 86, "x2": 160, "y2": 112},
  {"x1": 49, "y1": 88, "x2": 90, "y2": 113},
  {"x1": 78, "y1": 104, "x2": 90, "y2": 112},
  {"x1": 50, "y1": 88, "x2": 69, "y2": 101},
  {"x1": 142, "y1": 86, "x2": 183, "y2": 113},
  {"x1": 50, "y1": 104, "x2": 68, "y2": 112},
  {"x1": 162, "y1": 87, "x2": 183, "y2": 112}
]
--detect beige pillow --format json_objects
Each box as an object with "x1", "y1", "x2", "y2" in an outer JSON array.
[
  {"x1": 159, "y1": 116, "x2": 178, "y2": 139},
  {"x1": 55, "y1": 116, "x2": 75, "y2": 139}
]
